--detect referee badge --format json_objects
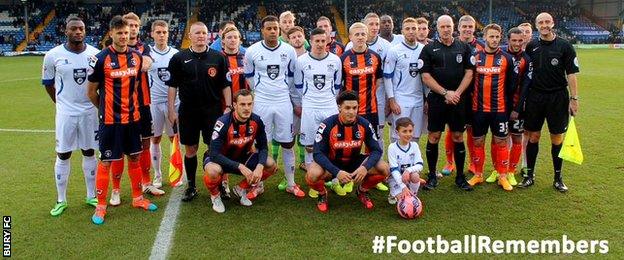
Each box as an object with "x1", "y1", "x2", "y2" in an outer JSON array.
[
  {"x1": 208, "y1": 67, "x2": 217, "y2": 77},
  {"x1": 456, "y1": 54, "x2": 463, "y2": 63},
  {"x1": 551, "y1": 58, "x2": 559, "y2": 66}
]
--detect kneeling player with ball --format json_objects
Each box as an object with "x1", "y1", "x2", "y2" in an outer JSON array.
[
  {"x1": 203, "y1": 90, "x2": 277, "y2": 213},
  {"x1": 305, "y1": 91, "x2": 389, "y2": 213},
  {"x1": 387, "y1": 117, "x2": 425, "y2": 205}
]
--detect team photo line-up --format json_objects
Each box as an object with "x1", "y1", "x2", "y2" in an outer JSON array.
[{"x1": 42, "y1": 9, "x2": 579, "y2": 224}]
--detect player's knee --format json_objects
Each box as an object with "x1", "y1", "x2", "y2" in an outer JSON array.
[
  {"x1": 305, "y1": 146, "x2": 314, "y2": 153},
  {"x1": 550, "y1": 134, "x2": 563, "y2": 145},
  {"x1": 128, "y1": 154, "x2": 140, "y2": 162},
  {"x1": 528, "y1": 131, "x2": 541, "y2": 143},
  {"x1": 204, "y1": 163, "x2": 222, "y2": 180},
  {"x1": 152, "y1": 136, "x2": 162, "y2": 144},
  {"x1": 451, "y1": 132, "x2": 464, "y2": 142},
  {"x1": 265, "y1": 157, "x2": 277, "y2": 173},
  {"x1": 493, "y1": 136, "x2": 507, "y2": 146},
  {"x1": 473, "y1": 137, "x2": 485, "y2": 147},
  {"x1": 410, "y1": 172, "x2": 421, "y2": 183},
  {"x1": 281, "y1": 141, "x2": 295, "y2": 149},
  {"x1": 428, "y1": 132, "x2": 441, "y2": 143},
  {"x1": 57, "y1": 152, "x2": 72, "y2": 160},
  {"x1": 375, "y1": 161, "x2": 390, "y2": 177},
  {"x1": 511, "y1": 134, "x2": 523, "y2": 144},
  {"x1": 81, "y1": 149, "x2": 94, "y2": 157},
  {"x1": 305, "y1": 164, "x2": 323, "y2": 182},
  {"x1": 185, "y1": 145, "x2": 198, "y2": 157}
]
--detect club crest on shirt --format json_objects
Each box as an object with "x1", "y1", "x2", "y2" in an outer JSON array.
[
  {"x1": 355, "y1": 131, "x2": 362, "y2": 139},
  {"x1": 313, "y1": 74, "x2": 326, "y2": 90},
  {"x1": 73, "y1": 68, "x2": 87, "y2": 85},
  {"x1": 267, "y1": 65, "x2": 280, "y2": 80},
  {"x1": 280, "y1": 53, "x2": 288, "y2": 62},
  {"x1": 326, "y1": 63, "x2": 335, "y2": 72},
  {"x1": 157, "y1": 68, "x2": 170, "y2": 81},
  {"x1": 456, "y1": 54, "x2": 463, "y2": 63},
  {"x1": 208, "y1": 67, "x2": 217, "y2": 77}
]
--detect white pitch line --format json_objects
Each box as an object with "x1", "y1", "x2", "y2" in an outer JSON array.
[
  {"x1": 0, "y1": 128, "x2": 54, "y2": 133},
  {"x1": 149, "y1": 186, "x2": 184, "y2": 260},
  {"x1": 0, "y1": 77, "x2": 40, "y2": 84}
]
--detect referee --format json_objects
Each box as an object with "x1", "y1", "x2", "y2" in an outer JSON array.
[
  {"x1": 166, "y1": 22, "x2": 232, "y2": 201},
  {"x1": 518, "y1": 12, "x2": 580, "y2": 192},
  {"x1": 419, "y1": 15, "x2": 475, "y2": 191}
]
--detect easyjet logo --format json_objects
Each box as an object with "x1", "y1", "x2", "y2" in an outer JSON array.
[
  {"x1": 109, "y1": 68, "x2": 138, "y2": 78},
  {"x1": 348, "y1": 66, "x2": 375, "y2": 75},
  {"x1": 230, "y1": 136, "x2": 253, "y2": 145},
  {"x1": 332, "y1": 140, "x2": 363, "y2": 149},
  {"x1": 476, "y1": 66, "x2": 501, "y2": 74},
  {"x1": 229, "y1": 67, "x2": 245, "y2": 75}
]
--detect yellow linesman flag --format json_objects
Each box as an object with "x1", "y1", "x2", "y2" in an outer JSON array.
[
  {"x1": 559, "y1": 117, "x2": 583, "y2": 165},
  {"x1": 169, "y1": 124, "x2": 184, "y2": 187}
]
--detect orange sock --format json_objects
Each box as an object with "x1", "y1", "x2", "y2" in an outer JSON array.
[
  {"x1": 127, "y1": 160, "x2": 143, "y2": 198},
  {"x1": 361, "y1": 174, "x2": 386, "y2": 190},
  {"x1": 473, "y1": 145, "x2": 485, "y2": 176},
  {"x1": 490, "y1": 139, "x2": 497, "y2": 169},
  {"x1": 466, "y1": 127, "x2": 475, "y2": 164},
  {"x1": 509, "y1": 142, "x2": 523, "y2": 173},
  {"x1": 238, "y1": 170, "x2": 274, "y2": 189},
  {"x1": 203, "y1": 174, "x2": 222, "y2": 196},
  {"x1": 111, "y1": 159, "x2": 124, "y2": 190},
  {"x1": 495, "y1": 143, "x2": 510, "y2": 175},
  {"x1": 305, "y1": 175, "x2": 327, "y2": 194},
  {"x1": 140, "y1": 149, "x2": 151, "y2": 185},
  {"x1": 96, "y1": 162, "x2": 111, "y2": 206},
  {"x1": 444, "y1": 130, "x2": 454, "y2": 164}
]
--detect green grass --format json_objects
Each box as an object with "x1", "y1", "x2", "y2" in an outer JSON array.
[{"x1": 1, "y1": 49, "x2": 623, "y2": 258}]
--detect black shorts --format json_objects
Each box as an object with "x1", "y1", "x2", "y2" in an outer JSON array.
[
  {"x1": 509, "y1": 118, "x2": 525, "y2": 134},
  {"x1": 98, "y1": 122, "x2": 143, "y2": 161},
  {"x1": 139, "y1": 106, "x2": 154, "y2": 139},
  {"x1": 203, "y1": 152, "x2": 261, "y2": 175},
  {"x1": 360, "y1": 113, "x2": 380, "y2": 139},
  {"x1": 179, "y1": 110, "x2": 219, "y2": 146},
  {"x1": 329, "y1": 154, "x2": 368, "y2": 175},
  {"x1": 524, "y1": 89, "x2": 569, "y2": 134},
  {"x1": 427, "y1": 94, "x2": 466, "y2": 133},
  {"x1": 472, "y1": 111, "x2": 509, "y2": 138}
]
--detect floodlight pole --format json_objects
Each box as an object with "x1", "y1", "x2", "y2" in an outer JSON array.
[
  {"x1": 344, "y1": 0, "x2": 348, "y2": 27},
  {"x1": 22, "y1": 0, "x2": 29, "y2": 41},
  {"x1": 488, "y1": 0, "x2": 493, "y2": 24}
]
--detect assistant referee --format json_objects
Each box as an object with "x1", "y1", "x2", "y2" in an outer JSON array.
[
  {"x1": 166, "y1": 22, "x2": 232, "y2": 201},
  {"x1": 518, "y1": 12, "x2": 580, "y2": 192}
]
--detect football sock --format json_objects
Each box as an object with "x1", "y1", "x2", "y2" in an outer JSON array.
[
  {"x1": 96, "y1": 162, "x2": 110, "y2": 206},
  {"x1": 140, "y1": 148, "x2": 152, "y2": 185},
  {"x1": 82, "y1": 155, "x2": 97, "y2": 198},
  {"x1": 526, "y1": 141, "x2": 539, "y2": 178},
  {"x1": 426, "y1": 141, "x2": 438, "y2": 175},
  {"x1": 552, "y1": 143, "x2": 563, "y2": 180},
  {"x1": 466, "y1": 127, "x2": 475, "y2": 165},
  {"x1": 473, "y1": 144, "x2": 485, "y2": 176},
  {"x1": 128, "y1": 160, "x2": 143, "y2": 198},
  {"x1": 184, "y1": 155, "x2": 197, "y2": 189},
  {"x1": 111, "y1": 159, "x2": 124, "y2": 190},
  {"x1": 304, "y1": 151, "x2": 313, "y2": 165},
  {"x1": 283, "y1": 147, "x2": 296, "y2": 187},
  {"x1": 509, "y1": 142, "x2": 523, "y2": 173},
  {"x1": 444, "y1": 130, "x2": 454, "y2": 164},
  {"x1": 150, "y1": 142, "x2": 162, "y2": 178},
  {"x1": 203, "y1": 174, "x2": 222, "y2": 196},
  {"x1": 495, "y1": 142, "x2": 510, "y2": 175},
  {"x1": 361, "y1": 174, "x2": 385, "y2": 191},
  {"x1": 305, "y1": 176, "x2": 327, "y2": 194},
  {"x1": 453, "y1": 141, "x2": 466, "y2": 181},
  {"x1": 54, "y1": 157, "x2": 70, "y2": 202}
]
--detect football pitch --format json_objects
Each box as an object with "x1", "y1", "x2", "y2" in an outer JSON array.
[{"x1": 1, "y1": 49, "x2": 623, "y2": 258}]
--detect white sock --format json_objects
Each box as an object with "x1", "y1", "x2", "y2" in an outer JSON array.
[
  {"x1": 82, "y1": 155, "x2": 97, "y2": 198},
  {"x1": 150, "y1": 142, "x2": 162, "y2": 178},
  {"x1": 304, "y1": 151, "x2": 313, "y2": 165},
  {"x1": 55, "y1": 157, "x2": 71, "y2": 202},
  {"x1": 521, "y1": 135, "x2": 528, "y2": 168},
  {"x1": 283, "y1": 147, "x2": 296, "y2": 187},
  {"x1": 377, "y1": 126, "x2": 385, "y2": 155},
  {"x1": 408, "y1": 181, "x2": 421, "y2": 196}
]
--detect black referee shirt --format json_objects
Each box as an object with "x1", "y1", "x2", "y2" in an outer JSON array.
[
  {"x1": 166, "y1": 47, "x2": 230, "y2": 114},
  {"x1": 419, "y1": 38, "x2": 475, "y2": 96},
  {"x1": 525, "y1": 36, "x2": 579, "y2": 93}
]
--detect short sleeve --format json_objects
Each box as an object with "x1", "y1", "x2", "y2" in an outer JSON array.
[
  {"x1": 563, "y1": 42, "x2": 580, "y2": 74},
  {"x1": 243, "y1": 48, "x2": 255, "y2": 78},
  {"x1": 165, "y1": 53, "x2": 180, "y2": 87},
  {"x1": 87, "y1": 54, "x2": 104, "y2": 83},
  {"x1": 41, "y1": 52, "x2": 55, "y2": 86},
  {"x1": 464, "y1": 44, "x2": 476, "y2": 70},
  {"x1": 419, "y1": 45, "x2": 433, "y2": 73}
]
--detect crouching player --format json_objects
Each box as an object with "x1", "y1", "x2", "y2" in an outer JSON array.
[
  {"x1": 203, "y1": 90, "x2": 277, "y2": 213},
  {"x1": 387, "y1": 117, "x2": 425, "y2": 205},
  {"x1": 305, "y1": 91, "x2": 389, "y2": 212}
]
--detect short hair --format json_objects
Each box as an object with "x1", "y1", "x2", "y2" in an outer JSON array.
[
  {"x1": 279, "y1": 11, "x2": 295, "y2": 20},
  {"x1": 518, "y1": 22, "x2": 532, "y2": 29},
  {"x1": 310, "y1": 28, "x2": 325, "y2": 38},
  {"x1": 261, "y1": 15, "x2": 279, "y2": 28},
  {"x1": 286, "y1": 26, "x2": 304, "y2": 38},
  {"x1": 380, "y1": 14, "x2": 393, "y2": 21},
  {"x1": 483, "y1": 23, "x2": 502, "y2": 35},
  {"x1": 317, "y1": 16, "x2": 331, "y2": 24},
  {"x1": 363, "y1": 13, "x2": 379, "y2": 22},
  {"x1": 458, "y1": 15, "x2": 476, "y2": 25},
  {"x1": 151, "y1": 20, "x2": 168, "y2": 31},
  {"x1": 507, "y1": 27, "x2": 523, "y2": 38},
  {"x1": 234, "y1": 89, "x2": 253, "y2": 103},
  {"x1": 190, "y1": 21, "x2": 207, "y2": 29},
  {"x1": 395, "y1": 117, "x2": 414, "y2": 130},
  {"x1": 337, "y1": 90, "x2": 358, "y2": 105},
  {"x1": 402, "y1": 17, "x2": 418, "y2": 26},
  {"x1": 349, "y1": 22, "x2": 367, "y2": 34},
  {"x1": 109, "y1": 15, "x2": 128, "y2": 31},
  {"x1": 122, "y1": 12, "x2": 140, "y2": 24},
  {"x1": 416, "y1": 17, "x2": 429, "y2": 25},
  {"x1": 219, "y1": 20, "x2": 235, "y2": 31},
  {"x1": 65, "y1": 16, "x2": 83, "y2": 25},
  {"x1": 222, "y1": 26, "x2": 241, "y2": 38}
]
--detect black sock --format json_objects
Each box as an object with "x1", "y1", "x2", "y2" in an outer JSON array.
[
  {"x1": 426, "y1": 141, "x2": 438, "y2": 179},
  {"x1": 551, "y1": 143, "x2": 563, "y2": 181},
  {"x1": 454, "y1": 141, "x2": 466, "y2": 182},
  {"x1": 526, "y1": 141, "x2": 539, "y2": 178},
  {"x1": 184, "y1": 155, "x2": 197, "y2": 189}
]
